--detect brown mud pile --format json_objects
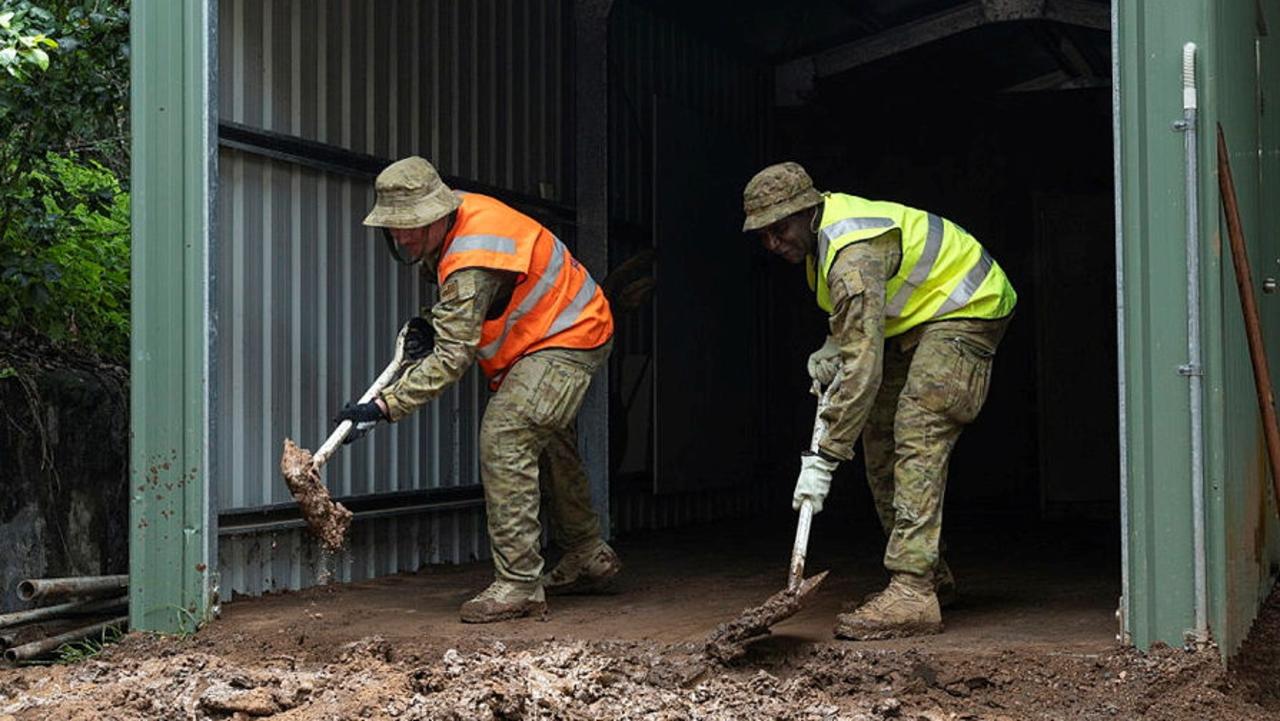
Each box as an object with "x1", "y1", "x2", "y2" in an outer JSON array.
[
  {"x1": 706, "y1": 571, "x2": 828, "y2": 663},
  {"x1": 1228, "y1": 585, "x2": 1280, "y2": 709},
  {"x1": 3, "y1": 630, "x2": 1275, "y2": 720},
  {"x1": 279, "y1": 439, "x2": 352, "y2": 551}
]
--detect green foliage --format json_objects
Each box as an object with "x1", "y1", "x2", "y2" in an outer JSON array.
[
  {"x1": 52, "y1": 622, "x2": 124, "y2": 665},
  {"x1": 1, "y1": 1, "x2": 130, "y2": 361},
  {"x1": 0, "y1": 7, "x2": 59, "y2": 78},
  {"x1": 0, "y1": 153, "x2": 130, "y2": 359},
  {"x1": 0, "y1": 1, "x2": 130, "y2": 175}
]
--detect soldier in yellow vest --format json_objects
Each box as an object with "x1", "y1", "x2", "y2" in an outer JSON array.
[{"x1": 742, "y1": 162, "x2": 1017, "y2": 640}]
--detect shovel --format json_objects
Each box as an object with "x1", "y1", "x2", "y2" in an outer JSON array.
[
  {"x1": 704, "y1": 382, "x2": 833, "y2": 661},
  {"x1": 279, "y1": 330, "x2": 409, "y2": 551}
]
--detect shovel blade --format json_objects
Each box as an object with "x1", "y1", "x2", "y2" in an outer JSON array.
[{"x1": 704, "y1": 570, "x2": 829, "y2": 662}]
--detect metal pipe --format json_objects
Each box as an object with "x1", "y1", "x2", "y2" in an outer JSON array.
[
  {"x1": 0, "y1": 596, "x2": 128, "y2": 630},
  {"x1": 1175, "y1": 42, "x2": 1209, "y2": 644},
  {"x1": 16, "y1": 575, "x2": 128, "y2": 603},
  {"x1": 1110, "y1": 0, "x2": 1131, "y2": 645},
  {"x1": 4, "y1": 616, "x2": 127, "y2": 663},
  {"x1": 217, "y1": 498, "x2": 486, "y2": 537},
  {"x1": 0, "y1": 632, "x2": 14, "y2": 650}
]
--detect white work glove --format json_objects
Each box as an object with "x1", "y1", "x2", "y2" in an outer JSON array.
[
  {"x1": 793, "y1": 453, "x2": 839, "y2": 514},
  {"x1": 806, "y1": 335, "x2": 842, "y2": 387}
]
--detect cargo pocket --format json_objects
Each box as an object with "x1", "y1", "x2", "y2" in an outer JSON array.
[
  {"x1": 945, "y1": 335, "x2": 995, "y2": 424},
  {"x1": 527, "y1": 359, "x2": 593, "y2": 429}
]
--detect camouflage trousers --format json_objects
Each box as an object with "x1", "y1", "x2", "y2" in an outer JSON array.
[
  {"x1": 861, "y1": 317, "x2": 1009, "y2": 577},
  {"x1": 479, "y1": 341, "x2": 612, "y2": 584}
]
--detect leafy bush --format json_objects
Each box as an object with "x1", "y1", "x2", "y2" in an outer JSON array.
[
  {"x1": 0, "y1": 153, "x2": 130, "y2": 360},
  {"x1": 0, "y1": 7, "x2": 59, "y2": 79},
  {"x1": 1, "y1": 1, "x2": 130, "y2": 362}
]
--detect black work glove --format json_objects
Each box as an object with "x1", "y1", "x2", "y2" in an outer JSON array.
[
  {"x1": 334, "y1": 401, "x2": 388, "y2": 445},
  {"x1": 403, "y1": 317, "x2": 433, "y2": 360}
]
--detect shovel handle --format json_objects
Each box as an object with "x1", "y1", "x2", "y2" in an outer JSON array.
[
  {"x1": 312, "y1": 333, "x2": 408, "y2": 469},
  {"x1": 788, "y1": 499, "x2": 814, "y2": 591},
  {"x1": 790, "y1": 383, "x2": 834, "y2": 591}
]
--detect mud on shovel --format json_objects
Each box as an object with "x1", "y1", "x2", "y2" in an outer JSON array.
[
  {"x1": 705, "y1": 382, "x2": 833, "y2": 662},
  {"x1": 279, "y1": 330, "x2": 409, "y2": 551}
]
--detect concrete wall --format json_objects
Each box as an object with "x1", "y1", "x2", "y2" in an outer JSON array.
[{"x1": 0, "y1": 368, "x2": 128, "y2": 613}]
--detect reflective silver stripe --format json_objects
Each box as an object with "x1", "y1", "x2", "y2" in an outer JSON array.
[
  {"x1": 545, "y1": 274, "x2": 599, "y2": 337},
  {"x1": 885, "y1": 213, "x2": 944, "y2": 316},
  {"x1": 447, "y1": 234, "x2": 517, "y2": 256},
  {"x1": 478, "y1": 236, "x2": 567, "y2": 359},
  {"x1": 817, "y1": 216, "x2": 895, "y2": 270},
  {"x1": 933, "y1": 250, "x2": 994, "y2": 318}
]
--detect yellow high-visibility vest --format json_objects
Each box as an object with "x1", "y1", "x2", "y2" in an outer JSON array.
[{"x1": 806, "y1": 193, "x2": 1017, "y2": 337}]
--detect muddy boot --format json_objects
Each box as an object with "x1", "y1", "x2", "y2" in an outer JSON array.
[
  {"x1": 542, "y1": 540, "x2": 622, "y2": 595},
  {"x1": 834, "y1": 573, "x2": 942, "y2": 641},
  {"x1": 844, "y1": 561, "x2": 957, "y2": 612},
  {"x1": 459, "y1": 579, "x2": 547, "y2": 623}
]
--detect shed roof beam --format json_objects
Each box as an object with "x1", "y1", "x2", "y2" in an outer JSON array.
[{"x1": 778, "y1": 0, "x2": 1108, "y2": 81}]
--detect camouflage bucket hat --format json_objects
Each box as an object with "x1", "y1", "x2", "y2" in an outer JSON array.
[
  {"x1": 741, "y1": 161, "x2": 824, "y2": 232},
  {"x1": 363, "y1": 156, "x2": 462, "y2": 228}
]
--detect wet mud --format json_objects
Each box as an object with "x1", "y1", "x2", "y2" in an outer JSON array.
[
  {"x1": 279, "y1": 439, "x2": 352, "y2": 551},
  {"x1": 2, "y1": 629, "x2": 1277, "y2": 720},
  {"x1": 706, "y1": 571, "x2": 828, "y2": 663}
]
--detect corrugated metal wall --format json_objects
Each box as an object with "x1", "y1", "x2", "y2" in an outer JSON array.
[
  {"x1": 218, "y1": 0, "x2": 568, "y2": 196},
  {"x1": 214, "y1": 0, "x2": 569, "y2": 595},
  {"x1": 1118, "y1": 0, "x2": 1280, "y2": 655},
  {"x1": 1203, "y1": 0, "x2": 1280, "y2": 657},
  {"x1": 219, "y1": 508, "x2": 490, "y2": 596},
  {"x1": 608, "y1": 1, "x2": 770, "y2": 229},
  {"x1": 612, "y1": 481, "x2": 772, "y2": 535},
  {"x1": 604, "y1": 0, "x2": 773, "y2": 502}
]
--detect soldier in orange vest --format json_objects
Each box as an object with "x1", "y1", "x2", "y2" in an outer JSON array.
[{"x1": 336, "y1": 156, "x2": 619, "y2": 623}]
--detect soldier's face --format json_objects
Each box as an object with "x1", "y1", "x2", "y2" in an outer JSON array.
[
  {"x1": 390, "y1": 219, "x2": 449, "y2": 262},
  {"x1": 758, "y1": 211, "x2": 814, "y2": 264}
]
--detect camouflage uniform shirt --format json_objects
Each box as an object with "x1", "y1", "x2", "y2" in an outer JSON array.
[
  {"x1": 379, "y1": 267, "x2": 509, "y2": 421},
  {"x1": 817, "y1": 232, "x2": 903, "y2": 461}
]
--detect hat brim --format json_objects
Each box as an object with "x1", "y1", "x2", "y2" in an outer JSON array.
[
  {"x1": 742, "y1": 188, "x2": 824, "y2": 232},
  {"x1": 363, "y1": 189, "x2": 462, "y2": 229}
]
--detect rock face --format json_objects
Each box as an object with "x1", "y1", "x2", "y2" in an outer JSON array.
[{"x1": 0, "y1": 366, "x2": 129, "y2": 612}]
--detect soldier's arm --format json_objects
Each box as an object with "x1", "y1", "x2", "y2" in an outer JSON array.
[
  {"x1": 379, "y1": 268, "x2": 511, "y2": 421},
  {"x1": 815, "y1": 232, "x2": 897, "y2": 461}
]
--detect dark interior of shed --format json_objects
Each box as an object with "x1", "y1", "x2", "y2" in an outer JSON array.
[{"x1": 603, "y1": 0, "x2": 1120, "y2": 631}]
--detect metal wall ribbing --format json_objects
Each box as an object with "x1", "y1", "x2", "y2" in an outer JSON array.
[
  {"x1": 608, "y1": 1, "x2": 770, "y2": 229},
  {"x1": 214, "y1": 0, "x2": 569, "y2": 596},
  {"x1": 218, "y1": 508, "x2": 490, "y2": 595},
  {"x1": 604, "y1": 1, "x2": 771, "y2": 505},
  {"x1": 218, "y1": 0, "x2": 568, "y2": 195}
]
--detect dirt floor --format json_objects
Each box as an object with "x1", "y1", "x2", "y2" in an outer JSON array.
[{"x1": 0, "y1": 517, "x2": 1276, "y2": 720}]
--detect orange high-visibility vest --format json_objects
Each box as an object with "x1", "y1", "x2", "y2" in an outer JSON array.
[{"x1": 437, "y1": 193, "x2": 613, "y2": 387}]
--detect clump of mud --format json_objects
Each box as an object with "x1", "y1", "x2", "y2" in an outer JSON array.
[
  {"x1": 280, "y1": 438, "x2": 352, "y2": 551},
  {"x1": 706, "y1": 571, "x2": 828, "y2": 663}
]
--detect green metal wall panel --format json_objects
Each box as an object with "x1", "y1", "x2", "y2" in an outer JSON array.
[
  {"x1": 130, "y1": 0, "x2": 215, "y2": 633},
  {"x1": 1117, "y1": 0, "x2": 1206, "y2": 650},
  {"x1": 1119, "y1": 0, "x2": 1280, "y2": 656},
  {"x1": 1206, "y1": 0, "x2": 1280, "y2": 657}
]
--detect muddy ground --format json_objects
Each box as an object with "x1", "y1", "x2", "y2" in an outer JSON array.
[{"x1": 0, "y1": 520, "x2": 1275, "y2": 720}]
